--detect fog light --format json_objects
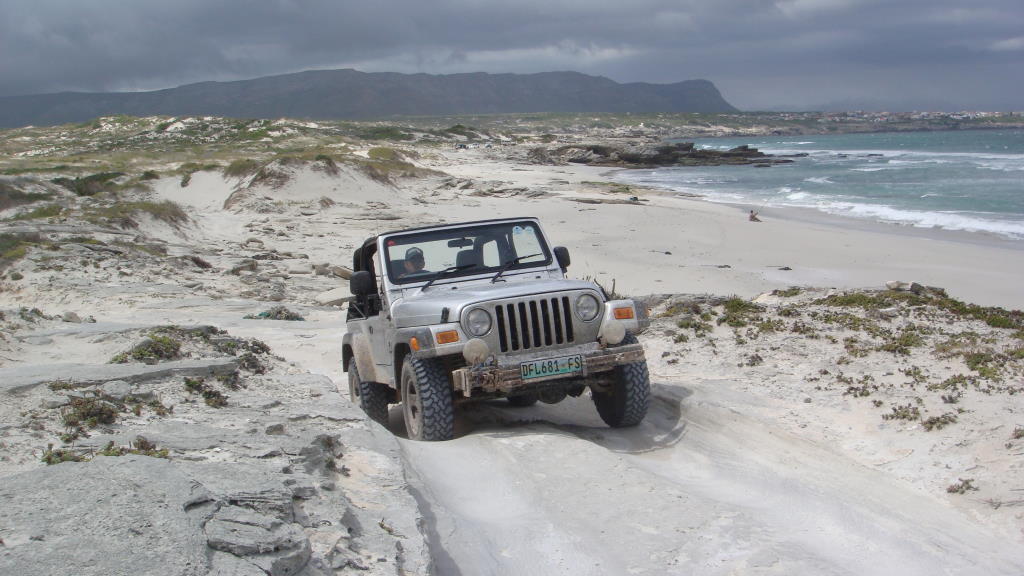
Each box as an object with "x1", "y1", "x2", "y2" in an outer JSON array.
[
  {"x1": 463, "y1": 338, "x2": 491, "y2": 364},
  {"x1": 601, "y1": 320, "x2": 626, "y2": 345}
]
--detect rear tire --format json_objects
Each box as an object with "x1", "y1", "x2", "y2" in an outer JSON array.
[
  {"x1": 507, "y1": 393, "x2": 539, "y2": 407},
  {"x1": 591, "y1": 333, "x2": 650, "y2": 428},
  {"x1": 401, "y1": 356, "x2": 455, "y2": 441},
  {"x1": 348, "y1": 364, "x2": 389, "y2": 425}
]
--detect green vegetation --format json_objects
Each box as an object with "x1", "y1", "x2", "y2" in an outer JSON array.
[
  {"x1": 676, "y1": 315, "x2": 713, "y2": 337},
  {"x1": 882, "y1": 403, "x2": 921, "y2": 422},
  {"x1": 947, "y1": 478, "x2": 978, "y2": 494},
  {"x1": 877, "y1": 328, "x2": 925, "y2": 355},
  {"x1": 9, "y1": 204, "x2": 63, "y2": 221},
  {"x1": 42, "y1": 444, "x2": 87, "y2": 465},
  {"x1": 717, "y1": 297, "x2": 763, "y2": 327},
  {"x1": 771, "y1": 287, "x2": 802, "y2": 297},
  {"x1": 444, "y1": 124, "x2": 479, "y2": 138},
  {"x1": 0, "y1": 232, "x2": 43, "y2": 269},
  {"x1": 244, "y1": 305, "x2": 305, "y2": 321},
  {"x1": 110, "y1": 335, "x2": 182, "y2": 363},
  {"x1": 98, "y1": 437, "x2": 169, "y2": 459},
  {"x1": 922, "y1": 412, "x2": 958, "y2": 431},
  {"x1": 62, "y1": 397, "x2": 119, "y2": 430},
  {"x1": 183, "y1": 377, "x2": 227, "y2": 408},
  {"x1": 85, "y1": 200, "x2": 188, "y2": 229},
  {"x1": 815, "y1": 289, "x2": 1024, "y2": 331},
  {"x1": 51, "y1": 172, "x2": 123, "y2": 196},
  {"x1": 357, "y1": 126, "x2": 414, "y2": 141},
  {"x1": 223, "y1": 158, "x2": 261, "y2": 178},
  {"x1": 0, "y1": 182, "x2": 52, "y2": 210}
]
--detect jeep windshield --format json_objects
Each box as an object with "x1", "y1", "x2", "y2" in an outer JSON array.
[{"x1": 384, "y1": 220, "x2": 552, "y2": 285}]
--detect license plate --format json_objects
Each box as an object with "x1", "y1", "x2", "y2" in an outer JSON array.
[{"x1": 520, "y1": 354, "x2": 583, "y2": 381}]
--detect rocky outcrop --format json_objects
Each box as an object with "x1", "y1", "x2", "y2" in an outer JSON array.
[{"x1": 535, "y1": 142, "x2": 803, "y2": 168}]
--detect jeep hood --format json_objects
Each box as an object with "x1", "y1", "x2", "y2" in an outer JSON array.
[{"x1": 390, "y1": 278, "x2": 602, "y2": 328}]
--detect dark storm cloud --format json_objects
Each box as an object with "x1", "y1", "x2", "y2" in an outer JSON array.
[{"x1": 2, "y1": 0, "x2": 1021, "y2": 109}]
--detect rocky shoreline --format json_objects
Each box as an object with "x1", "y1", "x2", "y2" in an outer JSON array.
[{"x1": 530, "y1": 142, "x2": 803, "y2": 168}]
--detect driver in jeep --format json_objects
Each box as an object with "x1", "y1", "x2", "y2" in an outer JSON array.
[{"x1": 400, "y1": 246, "x2": 428, "y2": 278}]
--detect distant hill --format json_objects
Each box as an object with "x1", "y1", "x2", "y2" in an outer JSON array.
[{"x1": 0, "y1": 69, "x2": 737, "y2": 128}]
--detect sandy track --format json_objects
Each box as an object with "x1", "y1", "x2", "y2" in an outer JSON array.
[{"x1": 391, "y1": 383, "x2": 1024, "y2": 575}]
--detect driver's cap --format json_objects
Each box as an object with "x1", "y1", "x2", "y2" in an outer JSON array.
[{"x1": 405, "y1": 247, "x2": 424, "y2": 261}]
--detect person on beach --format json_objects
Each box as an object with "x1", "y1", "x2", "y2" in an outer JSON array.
[
  {"x1": 401, "y1": 247, "x2": 428, "y2": 277},
  {"x1": 749, "y1": 210, "x2": 762, "y2": 222}
]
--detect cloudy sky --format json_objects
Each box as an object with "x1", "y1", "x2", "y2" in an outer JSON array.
[{"x1": 1, "y1": 0, "x2": 1022, "y2": 110}]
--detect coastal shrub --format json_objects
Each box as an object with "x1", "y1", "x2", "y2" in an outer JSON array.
[
  {"x1": 86, "y1": 200, "x2": 188, "y2": 229},
  {"x1": 223, "y1": 159, "x2": 261, "y2": 178},
  {"x1": 10, "y1": 204, "x2": 63, "y2": 221},
  {"x1": 110, "y1": 335, "x2": 181, "y2": 363},
  {"x1": 882, "y1": 403, "x2": 920, "y2": 422},
  {"x1": 42, "y1": 444, "x2": 87, "y2": 465},
  {"x1": 1012, "y1": 427, "x2": 1024, "y2": 440},
  {"x1": 51, "y1": 172, "x2": 123, "y2": 196},
  {"x1": 368, "y1": 147, "x2": 401, "y2": 161},
  {"x1": 62, "y1": 397, "x2": 119, "y2": 429},
  {"x1": 444, "y1": 124, "x2": 478, "y2": 139},
  {"x1": 182, "y1": 377, "x2": 228, "y2": 408},
  {"x1": 244, "y1": 305, "x2": 305, "y2": 321},
  {"x1": 771, "y1": 287, "x2": 802, "y2": 297},
  {"x1": 356, "y1": 126, "x2": 414, "y2": 141},
  {"x1": 0, "y1": 183, "x2": 51, "y2": 210},
  {"x1": 140, "y1": 170, "x2": 160, "y2": 180},
  {"x1": 922, "y1": 412, "x2": 958, "y2": 431},
  {"x1": 717, "y1": 297, "x2": 763, "y2": 327},
  {"x1": 946, "y1": 478, "x2": 977, "y2": 494},
  {"x1": 0, "y1": 232, "x2": 43, "y2": 269},
  {"x1": 677, "y1": 316, "x2": 712, "y2": 337},
  {"x1": 98, "y1": 437, "x2": 169, "y2": 459},
  {"x1": 828, "y1": 288, "x2": 1024, "y2": 332},
  {"x1": 877, "y1": 329, "x2": 925, "y2": 355}
]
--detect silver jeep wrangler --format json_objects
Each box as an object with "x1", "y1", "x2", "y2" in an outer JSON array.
[{"x1": 342, "y1": 217, "x2": 650, "y2": 441}]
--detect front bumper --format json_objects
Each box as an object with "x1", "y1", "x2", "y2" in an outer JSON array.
[{"x1": 450, "y1": 341, "x2": 646, "y2": 397}]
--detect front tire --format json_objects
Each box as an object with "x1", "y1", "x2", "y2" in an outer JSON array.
[
  {"x1": 348, "y1": 364, "x2": 389, "y2": 425},
  {"x1": 401, "y1": 356, "x2": 455, "y2": 441},
  {"x1": 591, "y1": 334, "x2": 650, "y2": 427}
]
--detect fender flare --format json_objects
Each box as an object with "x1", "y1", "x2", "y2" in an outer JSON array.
[{"x1": 343, "y1": 332, "x2": 378, "y2": 384}]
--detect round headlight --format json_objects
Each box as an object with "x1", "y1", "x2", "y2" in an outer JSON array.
[
  {"x1": 575, "y1": 294, "x2": 601, "y2": 322},
  {"x1": 465, "y1": 308, "x2": 492, "y2": 336}
]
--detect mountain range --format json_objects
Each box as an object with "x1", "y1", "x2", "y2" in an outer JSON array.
[{"x1": 0, "y1": 69, "x2": 737, "y2": 128}]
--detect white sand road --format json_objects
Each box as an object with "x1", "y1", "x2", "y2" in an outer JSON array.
[{"x1": 388, "y1": 385, "x2": 1023, "y2": 575}]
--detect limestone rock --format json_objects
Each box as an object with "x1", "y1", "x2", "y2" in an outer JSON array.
[
  {"x1": 230, "y1": 260, "x2": 258, "y2": 275},
  {"x1": 61, "y1": 311, "x2": 82, "y2": 323},
  {"x1": 329, "y1": 265, "x2": 353, "y2": 279},
  {"x1": 314, "y1": 287, "x2": 351, "y2": 307},
  {"x1": 0, "y1": 455, "x2": 213, "y2": 576}
]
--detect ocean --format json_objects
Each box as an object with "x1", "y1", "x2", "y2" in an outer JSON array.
[{"x1": 612, "y1": 129, "x2": 1024, "y2": 240}]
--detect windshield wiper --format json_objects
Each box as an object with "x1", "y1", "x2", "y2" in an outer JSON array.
[
  {"x1": 421, "y1": 263, "x2": 479, "y2": 291},
  {"x1": 491, "y1": 253, "x2": 541, "y2": 283}
]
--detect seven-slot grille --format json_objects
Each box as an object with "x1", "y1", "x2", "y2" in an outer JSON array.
[{"x1": 493, "y1": 296, "x2": 575, "y2": 352}]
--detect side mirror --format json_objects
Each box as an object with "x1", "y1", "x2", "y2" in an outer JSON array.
[
  {"x1": 553, "y1": 246, "x2": 570, "y2": 271},
  {"x1": 349, "y1": 270, "x2": 375, "y2": 296}
]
